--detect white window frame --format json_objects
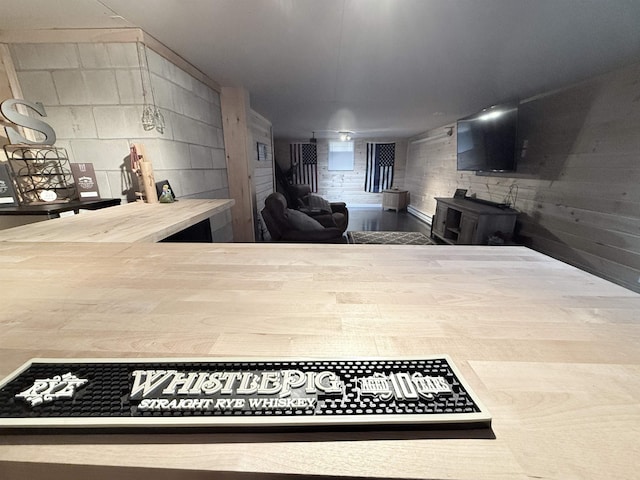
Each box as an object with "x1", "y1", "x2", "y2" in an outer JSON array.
[{"x1": 328, "y1": 141, "x2": 354, "y2": 171}]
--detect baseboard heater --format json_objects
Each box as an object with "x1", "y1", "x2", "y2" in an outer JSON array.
[{"x1": 407, "y1": 205, "x2": 432, "y2": 226}]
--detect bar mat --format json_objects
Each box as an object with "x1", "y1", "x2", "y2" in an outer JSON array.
[{"x1": 0, "y1": 356, "x2": 490, "y2": 431}]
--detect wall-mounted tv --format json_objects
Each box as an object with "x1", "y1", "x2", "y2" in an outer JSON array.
[{"x1": 456, "y1": 103, "x2": 518, "y2": 172}]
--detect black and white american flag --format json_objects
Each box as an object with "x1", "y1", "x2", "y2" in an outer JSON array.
[
  {"x1": 290, "y1": 143, "x2": 318, "y2": 192},
  {"x1": 365, "y1": 143, "x2": 395, "y2": 192}
]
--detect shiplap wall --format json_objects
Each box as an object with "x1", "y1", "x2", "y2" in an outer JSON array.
[
  {"x1": 250, "y1": 110, "x2": 274, "y2": 240},
  {"x1": 406, "y1": 62, "x2": 640, "y2": 293},
  {"x1": 274, "y1": 138, "x2": 407, "y2": 206}
]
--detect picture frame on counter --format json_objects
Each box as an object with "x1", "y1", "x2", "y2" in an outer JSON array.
[
  {"x1": 0, "y1": 162, "x2": 19, "y2": 206},
  {"x1": 70, "y1": 162, "x2": 100, "y2": 200}
]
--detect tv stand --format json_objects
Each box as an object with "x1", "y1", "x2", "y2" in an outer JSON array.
[
  {"x1": 431, "y1": 197, "x2": 518, "y2": 245},
  {"x1": 464, "y1": 196, "x2": 510, "y2": 209}
]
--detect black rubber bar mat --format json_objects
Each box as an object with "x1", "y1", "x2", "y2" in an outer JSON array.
[{"x1": 0, "y1": 356, "x2": 491, "y2": 431}]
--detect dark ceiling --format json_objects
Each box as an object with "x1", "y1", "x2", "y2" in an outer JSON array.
[{"x1": 2, "y1": 0, "x2": 640, "y2": 139}]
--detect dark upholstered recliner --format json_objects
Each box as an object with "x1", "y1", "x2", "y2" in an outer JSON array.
[
  {"x1": 288, "y1": 184, "x2": 349, "y2": 234},
  {"x1": 261, "y1": 192, "x2": 345, "y2": 243}
]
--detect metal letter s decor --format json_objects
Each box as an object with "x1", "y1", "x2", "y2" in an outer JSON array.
[{"x1": 0, "y1": 98, "x2": 57, "y2": 145}]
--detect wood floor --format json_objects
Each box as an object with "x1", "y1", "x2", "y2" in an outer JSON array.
[{"x1": 347, "y1": 206, "x2": 430, "y2": 234}]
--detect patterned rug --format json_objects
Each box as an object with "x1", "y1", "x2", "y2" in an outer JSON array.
[{"x1": 347, "y1": 231, "x2": 435, "y2": 245}]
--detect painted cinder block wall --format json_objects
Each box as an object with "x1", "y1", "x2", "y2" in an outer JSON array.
[{"x1": 8, "y1": 41, "x2": 228, "y2": 203}]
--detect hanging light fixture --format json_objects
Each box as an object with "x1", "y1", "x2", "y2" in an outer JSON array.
[{"x1": 310, "y1": 129, "x2": 355, "y2": 141}]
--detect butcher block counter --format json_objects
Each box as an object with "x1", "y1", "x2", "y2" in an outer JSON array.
[
  {"x1": 0, "y1": 199, "x2": 234, "y2": 243},
  {"x1": 0, "y1": 242, "x2": 638, "y2": 480}
]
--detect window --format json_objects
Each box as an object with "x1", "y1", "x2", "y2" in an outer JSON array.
[{"x1": 328, "y1": 141, "x2": 354, "y2": 171}]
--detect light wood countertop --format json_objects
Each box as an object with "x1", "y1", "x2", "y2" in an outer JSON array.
[
  {"x1": 0, "y1": 242, "x2": 638, "y2": 479},
  {"x1": 0, "y1": 199, "x2": 234, "y2": 243}
]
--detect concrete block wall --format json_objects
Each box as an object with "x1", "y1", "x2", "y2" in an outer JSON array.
[{"x1": 8, "y1": 41, "x2": 228, "y2": 202}]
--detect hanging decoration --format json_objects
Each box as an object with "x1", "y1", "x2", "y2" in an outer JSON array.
[{"x1": 137, "y1": 42, "x2": 165, "y2": 134}]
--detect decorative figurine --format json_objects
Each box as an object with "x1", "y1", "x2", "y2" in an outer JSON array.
[{"x1": 159, "y1": 183, "x2": 174, "y2": 203}]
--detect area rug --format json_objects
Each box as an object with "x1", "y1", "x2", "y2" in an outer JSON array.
[{"x1": 347, "y1": 231, "x2": 435, "y2": 245}]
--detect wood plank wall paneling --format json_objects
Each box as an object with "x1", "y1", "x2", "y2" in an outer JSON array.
[
  {"x1": 0, "y1": 45, "x2": 14, "y2": 149},
  {"x1": 274, "y1": 138, "x2": 407, "y2": 206},
  {"x1": 250, "y1": 110, "x2": 274, "y2": 240},
  {"x1": 405, "y1": 62, "x2": 640, "y2": 293}
]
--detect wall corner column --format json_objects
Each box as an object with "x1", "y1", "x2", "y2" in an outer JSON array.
[{"x1": 220, "y1": 86, "x2": 255, "y2": 242}]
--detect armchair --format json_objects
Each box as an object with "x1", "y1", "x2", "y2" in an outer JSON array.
[
  {"x1": 288, "y1": 184, "x2": 349, "y2": 233},
  {"x1": 261, "y1": 192, "x2": 345, "y2": 243}
]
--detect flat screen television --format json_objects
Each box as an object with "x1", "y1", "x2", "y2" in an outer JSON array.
[{"x1": 456, "y1": 103, "x2": 518, "y2": 172}]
